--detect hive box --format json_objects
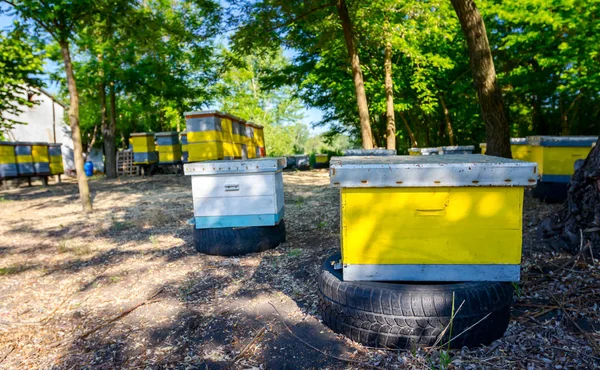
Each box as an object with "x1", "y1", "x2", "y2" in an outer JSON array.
[
  {"x1": 330, "y1": 155, "x2": 538, "y2": 282},
  {"x1": 480, "y1": 138, "x2": 529, "y2": 159},
  {"x1": 314, "y1": 154, "x2": 329, "y2": 169},
  {"x1": 528, "y1": 136, "x2": 597, "y2": 183},
  {"x1": 184, "y1": 158, "x2": 286, "y2": 229}
]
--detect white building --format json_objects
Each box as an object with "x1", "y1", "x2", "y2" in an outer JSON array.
[{"x1": 3, "y1": 87, "x2": 75, "y2": 173}]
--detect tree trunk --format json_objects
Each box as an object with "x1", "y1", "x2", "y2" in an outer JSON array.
[
  {"x1": 104, "y1": 82, "x2": 117, "y2": 178},
  {"x1": 336, "y1": 0, "x2": 373, "y2": 149},
  {"x1": 399, "y1": 111, "x2": 417, "y2": 147},
  {"x1": 450, "y1": 0, "x2": 511, "y2": 158},
  {"x1": 438, "y1": 92, "x2": 455, "y2": 146},
  {"x1": 539, "y1": 139, "x2": 600, "y2": 255},
  {"x1": 384, "y1": 17, "x2": 396, "y2": 151},
  {"x1": 60, "y1": 40, "x2": 93, "y2": 213}
]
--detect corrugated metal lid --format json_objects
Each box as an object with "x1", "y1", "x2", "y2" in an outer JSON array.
[
  {"x1": 528, "y1": 136, "x2": 598, "y2": 147},
  {"x1": 184, "y1": 158, "x2": 286, "y2": 175},
  {"x1": 330, "y1": 154, "x2": 538, "y2": 187},
  {"x1": 411, "y1": 147, "x2": 440, "y2": 155},
  {"x1": 343, "y1": 149, "x2": 396, "y2": 156},
  {"x1": 130, "y1": 132, "x2": 154, "y2": 137}
]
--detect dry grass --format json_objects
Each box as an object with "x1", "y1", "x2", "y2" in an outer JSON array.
[{"x1": 0, "y1": 171, "x2": 598, "y2": 369}]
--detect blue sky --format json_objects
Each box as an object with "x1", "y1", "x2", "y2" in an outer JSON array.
[{"x1": 0, "y1": 11, "x2": 326, "y2": 134}]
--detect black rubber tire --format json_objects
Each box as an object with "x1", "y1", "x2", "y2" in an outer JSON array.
[
  {"x1": 318, "y1": 253, "x2": 513, "y2": 349},
  {"x1": 192, "y1": 220, "x2": 286, "y2": 256}
]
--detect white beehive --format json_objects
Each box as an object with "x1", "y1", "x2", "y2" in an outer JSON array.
[{"x1": 184, "y1": 158, "x2": 286, "y2": 229}]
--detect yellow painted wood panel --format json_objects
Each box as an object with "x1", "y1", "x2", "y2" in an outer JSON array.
[
  {"x1": 223, "y1": 142, "x2": 235, "y2": 157},
  {"x1": 511, "y1": 145, "x2": 531, "y2": 161},
  {"x1": 157, "y1": 145, "x2": 182, "y2": 153},
  {"x1": 315, "y1": 155, "x2": 328, "y2": 163},
  {"x1": 32, "y1": 145, "x2": 49, "y2": 162},
  {"x1": 0, "y1": 146, "x2": 14, "y2": 156},
  {"x1": 188, "y1": 142, "x2": 223, "y2": 161},
  {"x1": 341, "y1": 187, "x2": 523, "y2": 265},
  {"x1": 16, "y1": 155, "x2": 33, "y2": 163},
  {"x1": 131, "y1": 136, "x2": 154, "y2": 146},
  {"x1": 188, "y1": 131, "x2": 222, "y2": 142},
  {"x1": 50, "y1": 162, "x2": 64, "y2": 174},
  {"x1": 0, "y1": 156, "x2": 16, "y2": 164},
  {"x1": 542, "y1": 146, "x2": 591, "y2": 176}
]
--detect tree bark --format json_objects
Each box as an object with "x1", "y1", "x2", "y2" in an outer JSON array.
[
  {"x1": 336, "y1": 0, "x2": 373, "y2": 149},
  {"x1": 384, "y1": 17, "x2": 396, "y2": 151},
  {"x1": 399, "y1": 111, "x2": 417, "y2": 147},
  {"x1": 104, "y1": 82, "x2": 117, "y2": 178},
  {"x1": 60, "y1": 40, "x2": 93, "y2": 213},
  {"x1": 539, "y1": 139, "x2": 600, "y2": 255},
  {"x1": 450, "y1": 0, "x2": 511, "y2": 158},
  {"x1": 438, "y1": 92, "x2": 455, "y2": 146}
]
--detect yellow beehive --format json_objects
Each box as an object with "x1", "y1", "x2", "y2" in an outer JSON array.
[
  {"x1": 0, "y1": 142, "x2": 17, "y2": 178},
  {"x1": 48, "y1": 143, "x2": 64, "y2": 175},
  {"x1": 130, "y1": 133, "x2": 155, "y2": 152},
  {"x1": 481, "y1": 139, "x2": 530, "y2": 159},
  {"x1": 528, "y1": 136, "x2": 597, "y2": 182},
  {"x1": 32, "y1": 144, "x2": 49, "y2": 162},
  {"x1": 188, "y1": 141, "x2": 224, "y2": 161},
  {"x1": 330, "y1": 155, "x2": 538, "y2": 282}
]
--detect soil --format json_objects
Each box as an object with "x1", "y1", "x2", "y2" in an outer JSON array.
[{"x1": 0, "y1": 171, "x2": 599, "y2": 369}]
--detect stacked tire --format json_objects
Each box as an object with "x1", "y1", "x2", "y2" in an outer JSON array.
[
  {"x1": 317, "y1": 253, "x2": 513, "y2": 349},
  {"x1": 193, "y1": 221, "x2": 286, "y2": 256}
]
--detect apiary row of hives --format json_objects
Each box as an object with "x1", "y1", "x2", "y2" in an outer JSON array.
[
  {"x1": 184, "y1": 111, "x2": 265, "y2": 161},
  {"x1": 130, "y1": 111, "x2": 266, "y2": 165},
  {"x1": 0, "y1": 142, "x2": 64, "y2": 179}
]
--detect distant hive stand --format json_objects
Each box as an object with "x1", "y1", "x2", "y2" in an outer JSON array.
[
  {"x1": 330, "y1": 154, "x2": 538, "y2": 282},
  {"x1": 409, "y1": 147, "x2": 440, "y2": 156},
  {"x1": 184, "y1": 158, "x2": 286, "y2": 229},
  {"x1": 314, "y1": 154, "x2": 329, "y2": 169},
  {"x1": 48, "y1": 143, "x2": 64, "y2": 176},
  {"x1": 184, "y1": 111, "x2": 265, "y2": 162},
  {"x1": 0, "y1": 142, "x2": 18, "y2": 179},
  {"x1": 155, "y1": 132, "x2": 182, "y2": 165},
  {"x1": 131, "y1": 133, "x2": 158, "y2": 164}
]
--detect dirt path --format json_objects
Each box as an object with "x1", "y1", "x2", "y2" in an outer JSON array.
[{"x1": 0, "y1": 172, "x2": 598, "y2": 369}]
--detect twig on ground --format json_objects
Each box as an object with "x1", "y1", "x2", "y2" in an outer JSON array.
[
  {"x1": 0, "y1": 346, "x2": 14, "y2": 365},
  {"x1": 78, "y1": 286, "x2": 164, "y2": 340},
  {"x1": 231, "y1": 326, "x2": 267, "y2": 364},
  {"x1": 268, "y1": 302, "x2": 385, "y2": 370},
  {"x1": 549, "y1": 293, "x2": 600, "y2": 356}
]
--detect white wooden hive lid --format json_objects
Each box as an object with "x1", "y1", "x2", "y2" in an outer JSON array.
[
  {"x1": 528, "y1": 136, "x2": 598, "y2": 147},
  {"x1": 184, "y1": 157, "x2": 286, "y2": 175},
  {"x1": 330, "y1": 154, "x2": 538, "y2": 187}
]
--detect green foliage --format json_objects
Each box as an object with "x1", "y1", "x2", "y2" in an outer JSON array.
[
  {"x1": 214, "y1": 47, "x2": 309, "y2": 156},
  {"x1": 234, "y1": 0, "x2": 600, "y2": 148},
  {"x1": 0, "y1": 24, "x2": 45, "y2": 133}
]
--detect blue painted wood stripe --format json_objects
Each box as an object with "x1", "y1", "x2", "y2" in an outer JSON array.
[
  {"x1": 15, "y1": 146, "x2": 32, "y2": 155},
  {"x1": 537, "y1": 141, "x2": 596, "y2": 147},
  {"x1": 17, "y1": 163, "x2": 35, "y2": 174},
  {"x1": 34, "y1": 163, "x2": 51, "y2": 174},
  {"x1": 0, "y1": 164, "x2": 18, "y2": 178},
  {"x1": 195, "y1": 208, "x2": 284, "y2": 229},
  {"x1": 133, "y1": 152, "x2": 158, "y2": 163},
  {"x1": 343, "y1": 264, "x2": 520, "y2": 282},
  {"x1": 540, "y1": 175, "x2": 571, "y2": 183},
  {"x1": 156, "y1": 137, "x2": 180, "y2": 146}
]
